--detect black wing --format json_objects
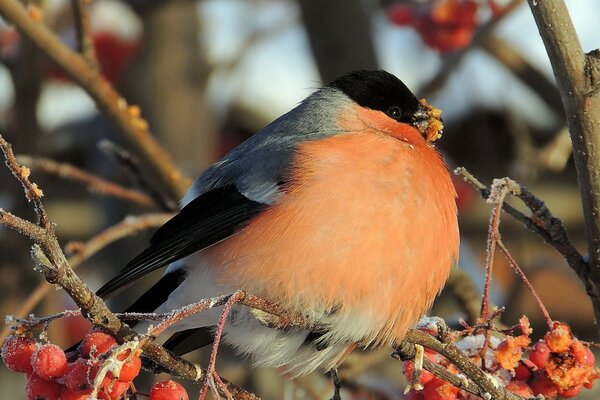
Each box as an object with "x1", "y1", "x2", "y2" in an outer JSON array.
[{"x1": 96, "y1": 185, "x2": 267, "y2": 297}]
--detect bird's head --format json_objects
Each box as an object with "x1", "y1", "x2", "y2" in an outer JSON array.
[{"x1": 328, "y1": 70, "x2": 444, "y2": 144}]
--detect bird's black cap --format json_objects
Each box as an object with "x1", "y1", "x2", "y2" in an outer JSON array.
[{"x1": 327, "y1": 70, "x2": 421, "y2": 124}]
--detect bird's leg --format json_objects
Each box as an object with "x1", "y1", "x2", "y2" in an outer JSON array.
[
  {"x1": 329, "y1": 368, "x2": 342, "y2": 400},
  {"x1": 199, "y1": 290, "x2": 245, "y2": 400}
]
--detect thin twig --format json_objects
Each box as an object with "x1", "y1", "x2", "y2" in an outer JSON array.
[
  {"x1": 455, "y1": 167, "x2": 590, "y2": 293},
  {"x1": 0, "y1": 0, "x2": 191, "y2": 200},
  {"x1": 455, "y1": 169, "x2": 558, "y2": 328},
  {"x1": 0, "y1": 212, "x2": 173, "y2": 343},
  {"x1": 481, "y1": 179, "x2": 512, "y2": 321},
  {"x1": 445, "y1": 268, "x2": 482, "y2": 324},
  {"x1": 0, "y1": 138, "x2": 49, "y2": 228},
  {"x1": 71, "y1": 0, "x2": 97, "y2": 68},
  {"x1": 478, "y1": 179, "x2": 510, "y2": 371},
  {"x1": 98, "y1": 140, "x2": 177, "y2": 211},
  {"x1": 16, "y1": 155, "x2": 158, "y2": 209},
  {"x1": 0, "y1": 134, "x2": 258, "y2": 399},
  {"x1": 496, "y1": 241, "x2": 553, "y2": 327},
  {"x1": 480, "y1": 34, "x2": 563, "y2": 114}
]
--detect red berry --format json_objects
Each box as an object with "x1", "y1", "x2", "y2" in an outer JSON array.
[
  {"x1": 529, "y1": 340, "x2": 551, "y2": 369},
  {"x1": 403, "y1": 360, "x2": 434, "y2": 385},
  {"x1": 25, "y1": 373, "x2": 61, "y2": 400},
  {"x1": 422, "y1": 377, "x2": 459, "y2": 400},
  {"x1": 31, "y1": 344, "x2": 68, "y2": 380},
  {"x1": 560, "y1": 385, "x2": 582, "y2": 398},
  {"x1": 150, "y1": 380, "x2": 189, "y2": 400},
  {"x1": 505, "y1": 380, "x2": 534, "y2": 397},
  {"x1": 514, "y1": 361, "x2": 532, "y2": 381},
  {"x1": 114, "y1": 352, "x2": 141, "y2": 382},
  {"x1": 387, "y1": 4, "x2": 414, "y2": 26},
  {"x1": 59, "y1": 387, "x2": 89, "y2": 400},
  {"x1": 571, "y1": 340, "x2": 595, "y2": 367},
  {"x1": 98, "y1": 377, "x2": 130, "y2": 399},
  {"x1": 80, "y1": 331, "x2": 117, "y2": 358},
  {"x1": 529, "y1": 371, "x2": 558, "y2": 397},
  {"x1": 1, "y1": 336, "x2": 38, "y2": 373},
  {"x1": 64, "y1": 358, "x2": 99, "y2": 394}
]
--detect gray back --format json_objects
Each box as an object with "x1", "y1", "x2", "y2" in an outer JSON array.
[{"x1": 182, "y1": 87, "x2": 353, "y2": 206}]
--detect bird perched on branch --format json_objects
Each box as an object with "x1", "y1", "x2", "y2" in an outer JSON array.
[{"x1": 98, "y1": 70, "x2": 459, "y2": 377}]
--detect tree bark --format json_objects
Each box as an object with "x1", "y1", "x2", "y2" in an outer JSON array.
[{"x1": 297, "y1": 0, "x2": 379, "y2": 83}]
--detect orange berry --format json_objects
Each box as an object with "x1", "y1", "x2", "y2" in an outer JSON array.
[
  {"x1": 506, "y1": 380, "x2": 534, "y2": 397},
  {"x1": 544, "y1": 322, "x2": 573, "y2": 353},
  {"x1": 560, "y1": 385, "x2": 582, "y2": 398},
  {"x1": 422, "y1": 377, "x2": 459, "y2": 400},
  {"x1": 98, "y1": 377, "x2": 130, "y2": 399},
  {"x1": 570, "y1": 340, "x2": 595, "y2": 367},
  {"x1": 110, "y1": 351, "x2": 141, "y2": 382}
]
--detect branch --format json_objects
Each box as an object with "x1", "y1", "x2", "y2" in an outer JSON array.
[
  {"x1": 98, "y1": 140, "x2": 178, "y2": 211},
  {"x1": 16, "y1": 155, "x2": 158, "y2": 209},
  {"x1": 70, "y1": 0, "x2": 97, "y2": 68},
  {"x1": 445, "y1": 268, "x2": 482, "y2": 325},
  {"x1": 527, "y1": 0, "x2": 600, "y2": 331},
  {"x1": 0, "y1": 0, "x2": 191, "y2": 200},
  {"x1": 0, "y1": 134, "x2": 258, "y2": 399},
  {"x1": 1, "y1": 140, "x2": 49, "y2": 228},
  {"x1": 455, "y1": 167, "x2": 589, "y2": 287},
  {"x1": 0, "y1": 212, "x2": 173, "y2": 343},
  {"x1": 418, "y1": 0, "x2": 524, "y2": 98},
  {"x1": 397, "y1": 330, "x2": 525, "y2": 400},
  {"x1": 480, "y1": 34, "x2": 564, "y2": 115}
]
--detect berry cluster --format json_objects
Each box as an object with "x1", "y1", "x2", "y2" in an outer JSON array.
[
  {"x1": 403, "y1": 319, "x2": 598, "y2": 399},
  {"x1": 2, "y1": 330, "x2": 189, "y2": 400},
  {"x1": 524, "y1": 322, "x2": 597, "y2": 398},
  {"x1": 387, "y1": 0, "x2": 497, "y2": 54}
]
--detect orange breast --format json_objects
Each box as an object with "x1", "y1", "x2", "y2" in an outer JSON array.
[{"x1": 207, "y1": 125, "x2": 459, "y2": 345}]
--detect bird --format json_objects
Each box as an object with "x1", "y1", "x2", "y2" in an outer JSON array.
[{"x1": 97, "y1": 69, "x2": 459, "y2": 378}]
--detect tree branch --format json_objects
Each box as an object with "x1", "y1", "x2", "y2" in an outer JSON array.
[
  {"x1": 397, "y1": 330, "x2": 525, "y2": 400},
  {"x1": 71, "y1": 0, "x2": 97, "y2": 68},
  {"x1": 16, "y1": 155, "x2": 158, "y2": 209},
  {"x1": 527, "y1": 0, "x2": 600, "y2": 331},
  {"x1": 0, "y1": 0, "x2": 191, "y2": 200},
  {"x1": 0, "y1": 134, "x2": 257, "y2": 399},
  {"x1": 418, "y1": 0, "x2": 524, "y2": 98},
  {"x1": 0, "y1": 212, "x2": 173, "y2": 343}
]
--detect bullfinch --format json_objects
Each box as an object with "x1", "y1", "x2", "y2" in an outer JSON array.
[{"x1": 97, "y1": 69, "x2": 459, "y2": 377}]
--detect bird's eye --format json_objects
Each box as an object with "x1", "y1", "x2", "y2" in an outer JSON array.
[{"x1": 386, "y1": 106, "x2": 402, "y2": 120}]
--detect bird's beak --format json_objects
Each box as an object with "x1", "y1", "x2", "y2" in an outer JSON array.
[{"x1": 412, "y1": 99, "x2": 444, "y2": 142}]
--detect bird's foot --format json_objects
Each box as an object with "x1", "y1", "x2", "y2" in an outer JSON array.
[
  {"x1": 329, "y1": 368, "x2": 342, "y2": 400},
  {"x1": 416, "y1": 316, "x2": 449, "y2": 341}
]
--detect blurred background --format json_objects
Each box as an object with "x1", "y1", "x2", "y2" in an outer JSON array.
[{"x1": 0, "y1": 0, "x2": 599, "y2": 398}]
